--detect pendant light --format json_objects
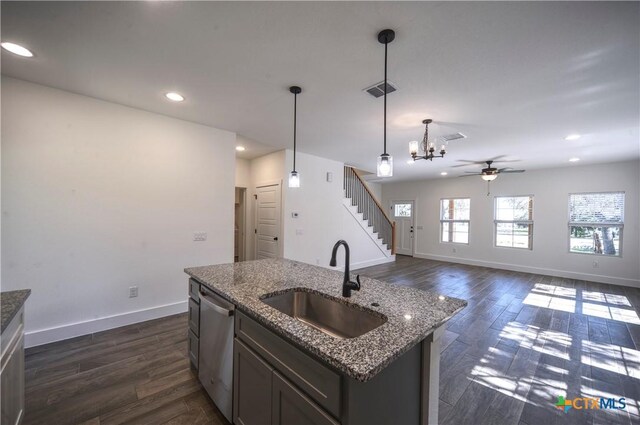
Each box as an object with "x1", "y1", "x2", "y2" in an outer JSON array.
[
  {"x1": 376, "y1": 29, "x2": 395, "y2": 177},
  {"x1": 288, "y1": 86, "x2": 302, "y2": 188}
]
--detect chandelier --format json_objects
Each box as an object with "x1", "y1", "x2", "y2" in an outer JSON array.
[{"x1": 409, "y1": 119, "x2": 447, "y2": 162}]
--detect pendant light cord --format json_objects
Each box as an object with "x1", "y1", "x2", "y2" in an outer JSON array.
[
  {"x1": 293, "y1": 91, "x2": 297, "y2": 171},
  {"x1": 383, "y1": 40, "x2": 388, "y2": 155}
]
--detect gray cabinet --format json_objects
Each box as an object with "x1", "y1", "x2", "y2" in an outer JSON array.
[
  {"x1": 272, "y1": 371, "x2": 339, "y2": 425},
  {"x1": 233, "y1": 339, "x2": 273, "y2": 425},
  {"x1": 1, "y1": 308, "x2": 25, "y2": 425}
]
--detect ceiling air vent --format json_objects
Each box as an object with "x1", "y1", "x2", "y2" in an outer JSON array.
[
  {"x1": 363, "y1": 81, "x2": 397, "y2": 98},
  {"x1": 442, "y1": 133, "x2": 467, "y2": 142}
]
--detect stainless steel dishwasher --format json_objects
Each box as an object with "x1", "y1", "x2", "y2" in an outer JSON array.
[{"x1": 198, "y1": 286, "x2": 234, "y2": 423}]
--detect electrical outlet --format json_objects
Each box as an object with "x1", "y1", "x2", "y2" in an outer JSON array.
[
  {"x1": 452, "y1": 248, "x2": 457, "y2": 253},
  {"x1": 316, "y1": 258, "x2": 320, "y2": 265},
  {"x1": 193, "y1": 232, "x2": 207, "y2": 242},
  {"x1": 129, "y1": 286, "x2": 138, "y2": 298},
  {"x1": 592, "y1": 261, "x2": 599, "y2": 268}
]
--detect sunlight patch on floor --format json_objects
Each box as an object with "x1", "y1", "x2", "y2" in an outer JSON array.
[
  {"x1": 582, "y1": 303, "x2": 640, "y2": 325},
  {"x1": 582, "y1": 340, "x2": 640, "y2": 379}
]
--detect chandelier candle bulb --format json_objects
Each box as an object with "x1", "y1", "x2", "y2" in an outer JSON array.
[{"x1": 409, "y1": 141, "x2": 419, "y2": 156}]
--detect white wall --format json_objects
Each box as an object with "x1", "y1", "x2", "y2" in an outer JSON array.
[
  {"x1": 283, "y1": 150, "x2": 392, "y2": 270},
  {"x1": 1, "y1": 78, "x2": 236, "y2": 346},
  {"x1": 235, "y1": 157, "x2": 251, "y2": 188},
  {"x1": 382, "y1": 160, "x2": 640, "y2": 287}
]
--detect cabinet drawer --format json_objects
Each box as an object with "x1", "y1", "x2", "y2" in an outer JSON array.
[
  {"x1": 189, "y1": 278, "x2": 200, "y2": 303},
  {"x1": 188, "y1": 298, "x2": 200, "y2": 336},
  {"x1": 188, "y1": 329, "x2": 199, "y2": 370},
  {"x1": 235, "y1": 311, "x2": 341, "y2": 418}
]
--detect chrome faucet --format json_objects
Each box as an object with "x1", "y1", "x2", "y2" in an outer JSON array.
[{"x1": 329, "y1": 240, "x2": 361, "y2": 298}]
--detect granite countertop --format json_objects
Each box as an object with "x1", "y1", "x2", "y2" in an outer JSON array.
[
  {"x1": 185, "y1": 258, "x2": 466, "y2": 382},
  {"x1": 1, "y1": 289, "x2": 31, "y2": 333}
]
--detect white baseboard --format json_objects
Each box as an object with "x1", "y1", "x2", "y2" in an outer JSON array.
[
  {"x1": 413, "y1": 252, "x2": 640, "y2": 288},
  {"x1": 25, "y1": 301, "x2": 188, "y2": 348},
  {"x1": 351, "y1": 255, "x2": 396, "y2": 270}
]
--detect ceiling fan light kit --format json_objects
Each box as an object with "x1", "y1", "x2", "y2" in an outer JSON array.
[
  {"x1": 409, "y1": 118, "x2": 447, "y2": 162},
  {"x1": 376, "y1": 29, "x2": 395, "y2": 178}
]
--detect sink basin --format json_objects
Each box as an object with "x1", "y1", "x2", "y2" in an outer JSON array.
[{"x1": 260, "y1": 289, "x2": 387, "y2": 339}]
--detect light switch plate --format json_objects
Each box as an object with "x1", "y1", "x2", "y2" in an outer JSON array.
[
  {"x1": 296, "y1": 229, "x2": 304, "y2": 235},
  {"x1": 129, "y1": 286, "x2": 138, "y2": 298}
]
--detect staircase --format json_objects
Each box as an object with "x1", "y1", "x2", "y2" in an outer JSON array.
[{"x1": 343, "y1": 166, "x2": 396, "y2": 255}]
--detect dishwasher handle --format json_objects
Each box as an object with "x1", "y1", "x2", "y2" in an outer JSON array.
[{"x1": 199, "y1": 290, "x2": 234, "y2": 317}]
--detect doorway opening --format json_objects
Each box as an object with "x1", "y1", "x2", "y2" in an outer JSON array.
[
  {"x1": 235, "y1": 187, "x2": 246, "y2": 262},
  {"x1": 392, "y1": 200, "x2": 415, "y2": 256}
]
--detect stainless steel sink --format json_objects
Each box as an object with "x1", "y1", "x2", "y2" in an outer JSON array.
[{"x1": 260, "y1": 289, "x2": 387, "y2": 339}]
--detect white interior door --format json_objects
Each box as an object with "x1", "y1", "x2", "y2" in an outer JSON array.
[
  {"x1": 392, "y1": 200, "x2": 415, "y2": 256},
  {"x1": 255, "y1": 184, "x2": 281, "y2": 259}
]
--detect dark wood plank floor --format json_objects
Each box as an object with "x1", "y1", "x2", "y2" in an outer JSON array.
[{"x1": 24, "y1": 256, "x2": 640, "y2": 425}]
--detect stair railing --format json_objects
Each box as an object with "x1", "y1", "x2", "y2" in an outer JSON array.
[{"x1": 343, "y1": 166, "x2": 396, "y2": 254}]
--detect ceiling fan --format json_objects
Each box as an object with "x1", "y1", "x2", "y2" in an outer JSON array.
[{"x1": 460, "y1": 160, "x2": 525, "y2": 181}]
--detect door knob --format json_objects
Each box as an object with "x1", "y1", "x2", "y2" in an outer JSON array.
[{"x1": 273, "y1": 237, "x2": 278, "y2": 241}]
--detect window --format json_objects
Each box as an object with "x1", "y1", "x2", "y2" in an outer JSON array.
[
  {"x1": 440, "y1": 198, "x2": 470, "y2": 244},
  {"x1": 394, "y1": 203, "x2": 412, "y2": 218},
  {"x1": 495, "y1": 196, "x2": 533, "y2": 249},
  {"x1": 569, "y1": 192, "x2": 624, "y2": 256}
]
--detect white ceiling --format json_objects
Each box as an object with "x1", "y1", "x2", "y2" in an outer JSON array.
[{"x1": 2, "y1": 1, "x2": 638, "y2": 181}]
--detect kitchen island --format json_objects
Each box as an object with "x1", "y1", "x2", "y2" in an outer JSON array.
[{"x1": 185, "y1": 258, "x2": 466, "y2": 425}]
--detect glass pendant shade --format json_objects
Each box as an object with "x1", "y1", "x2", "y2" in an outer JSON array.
[
  {"x1": 481, "y1": 173, "x2": 498, "y2": 181},
  {"x1": 377, "y1": 154, "x2": 393, "y2": 177},
  {"x1": 288, "y1": 170, "x2": 300, "y2": 188},
  {"x1": 409, "y1": 140, "x2": 419, "y2": 156}
]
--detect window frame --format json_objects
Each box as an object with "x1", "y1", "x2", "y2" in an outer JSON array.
[
  {"x1": 439, "y1": 197, "x2": 471, "y2": 245},
  {"x1": 567, "y1": 191, "x2": 624, "y2": 258},
  {"x1": 494, "y1": 195, "x2": 534, "y2": 250}
]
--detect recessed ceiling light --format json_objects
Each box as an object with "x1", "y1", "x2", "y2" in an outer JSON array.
[
  {"x1": 165, "y1": 92, "x2": 184, "y2": 102},
  {"x1": 406, "y1": 160, "x2": 414, "y2": 165},
  {"x1": 1, "y1": 42, "x2": 34, "y2": 57},
  {"x1": 569, "y1": 157, "x2": 580, "y2": 162},
  {"x1": 235, "y1": 146, "x2": 246, "y2": 152},
  {"x1": 565, "y1": 134, "x2": 581, "y2": 141},
  {"x1": 440, "y1": 172, "x2": 448, "y2": 176}
]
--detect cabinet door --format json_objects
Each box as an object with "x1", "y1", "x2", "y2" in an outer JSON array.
[
  {"x1": 188, "y1": 297, "x2": 200, "y2": 336},
  {"x1": 1, "y1": 333, "x2": 25, "y2": 425},
  {"x1": 234, "y1": 339, "x2": 273, "y2": 425},
  {"x1": 272, "y1": 371, "x2": 339, "y2": 425}
]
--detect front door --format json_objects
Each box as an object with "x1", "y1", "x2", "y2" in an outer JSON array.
[
  {"x1": 392, "y1": 200, "x2": 414, "y2": 256},
  {"x1": 255, "y1": 184, "x2": 281, "y2": 259}
]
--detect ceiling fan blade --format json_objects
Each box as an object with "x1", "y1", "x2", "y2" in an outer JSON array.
[
  {"x1": 456, "y1": 159, "x2": 486, "y2": 164},
  {"x1": 464, "y1": 171, "x2": 482, "y2": 174},
  {"x1": 500, "y1": 169, "x2": 525, "y2": 173},
  {"x1": 459, "y1": 173, "x2": 482, "y2": 177}
]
